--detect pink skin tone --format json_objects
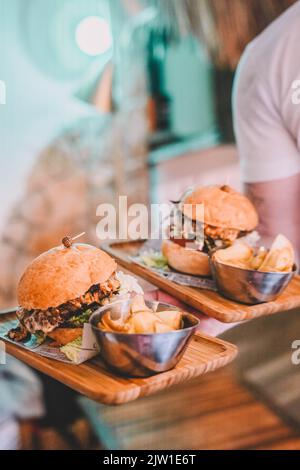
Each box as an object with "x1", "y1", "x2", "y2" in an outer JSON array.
[{"x1": 245, "y1": 174, "x2": 300, "y2": 265}]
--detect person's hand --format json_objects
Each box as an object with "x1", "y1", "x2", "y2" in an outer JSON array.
[{"x1": 144, "y1": 289, "x2": 236, "y2": 337}]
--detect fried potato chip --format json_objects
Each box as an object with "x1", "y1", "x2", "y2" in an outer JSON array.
[
  {"x1": 227, "y1": 260, "x2": 253, "y2": 269},
  {"x1": 98, "y1": 295, "x2": 184, "y2": 334},
  {"x1": 154, "y1": 321, "x2": 173, "y2": 333},
  {"x1": 154, "y1": 310, "x2": 183, "y2": 330},
  {"x1": 249, "y1": 247, "x2": 267, "y2": 270},
  {"x1": 99, "y1": 311, "x2": 131, "y2": 333},
  {"x1": 98, "y1": 312, "x2": 112, "y2": 331},
  {"x1": 213, "y1": 235, "x2": 295, "y2": 273},
  {"x1": 130, "y1": 312, "x2": 157, "y2": 334},
  {"x1": 258, "y1": 234, "x2": 295, "y2": 273},
  {"x1": 130, "y1": 294, "x2": 152, "y2": 315},
  {"x1": 119, "y1": 318, "x2": 135, "y2": 334},
  {"x1": 213, "y1": 243, "x2": 253, "y2": 268}
]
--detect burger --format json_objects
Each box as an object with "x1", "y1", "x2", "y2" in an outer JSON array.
[
  {"x1": 8, "y1": 239, "x2": 142, "y2": 347},
  {"x1": 162, "y1": 185, "x2": 259, "y2": 276}
]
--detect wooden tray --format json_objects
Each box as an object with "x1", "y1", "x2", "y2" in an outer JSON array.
[
  {"x1": 0, "y1": 313, "x2": 237, "y2": 406},
  {"x1": 102, "y1": 240, "x2": 300, "y2": 323}
]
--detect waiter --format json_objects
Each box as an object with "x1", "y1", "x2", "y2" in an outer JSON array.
[{"x1": 233, "y1": 1, "x2": 300, "y2": 259}]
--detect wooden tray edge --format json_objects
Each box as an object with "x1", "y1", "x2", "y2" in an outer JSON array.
[
  {"x1": 110, "y1": 334, "x2": 238, "y2": 405},
  {"x1": 3, "y1": 331, "x2": 238, "y2": 406},
  {"x1": 101, "y1": 241, "x2": 238, "y2": 322},
  {"x1": 102, "y1": 240, "x2": 300, "y2": 323}
]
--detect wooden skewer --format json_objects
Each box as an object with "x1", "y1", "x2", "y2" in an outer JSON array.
[{"x1": 72, "y1": 232, "x2": 86, "y2": 242}]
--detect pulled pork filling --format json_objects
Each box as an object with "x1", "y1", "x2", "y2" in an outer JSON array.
[
  {"x1": 8, "y1": 274, "x2": 120, "y2": 341},
  {"x1": 169, "y1": 210, "x2": 246, "y2": 253}
]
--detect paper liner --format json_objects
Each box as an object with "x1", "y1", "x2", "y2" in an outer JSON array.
[{"x1": 0, "y1": 315, "x2": 99, "y2": 364}]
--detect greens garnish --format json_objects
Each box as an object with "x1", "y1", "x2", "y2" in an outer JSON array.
[
  {"x1": 140, "y1": 251, "x2": 169, "y2": 270},
  {"x1": 67, "y1": 309, "x2": 92, "y2": 326},
  {"x1": 60, "y1": 336, "x2": 83, "y2": 362}
]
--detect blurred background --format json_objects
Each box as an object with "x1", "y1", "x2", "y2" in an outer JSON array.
[
  {"x1": 1, "y1": 0, "x2": 296, "y2": 308},
  {"x1": 1, "y1": 0, "x2": 300, "y2": 451}
]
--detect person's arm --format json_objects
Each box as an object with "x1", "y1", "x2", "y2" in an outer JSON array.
[
  {"x1": 233, "y1": 45, "x2": 300, "y2": 261},
  {"x1": 245, "y1": 176, "x2": 300, "y2": 260}
]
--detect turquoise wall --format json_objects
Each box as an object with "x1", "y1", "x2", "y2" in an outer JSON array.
[
  {"x1": 0, "y1": 0, "x2": 99, "y2": 228},
  {"x1": 165, "y1": 36, "x2": 216, "y2": 140}
]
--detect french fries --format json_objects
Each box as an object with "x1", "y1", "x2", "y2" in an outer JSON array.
[
  {"x1": 258, "y1": 235, "x2": 294, "y2": 273},
  {"x1": 98, "y1": 296, "x2": 183, "y2": 334},
  {"x1": 250, "y1": 247, "x2": 268, "y2": 270},
  {"x1": 213, "y1": 242, "x2": 254, "y2": 269},
  {"x1": 155, "y1": 310, "x2": 183, "y2": 330},
  {"x1": 130, "y1": 294, "x2": 152, "y2": 314},
  {"x1": 213, "y1": 234, "x2": 295, "y2": 273}
]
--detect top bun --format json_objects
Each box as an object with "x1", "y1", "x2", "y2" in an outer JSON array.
[
  {"x1": 18, "y1": 243, "x2": 117, "y2": 310},
  {"x1": 183, "y1": 185, "x2": 258, "y2": 231}
]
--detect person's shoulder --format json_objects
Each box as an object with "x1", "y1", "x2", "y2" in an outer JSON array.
[{"x1": 240, "y1": 2, "x2": 300, "y2": 77}]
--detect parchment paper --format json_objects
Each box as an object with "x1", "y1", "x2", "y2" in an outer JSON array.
[{"x1": 0, "y1": 315, "x2": 99, "y2": 364}]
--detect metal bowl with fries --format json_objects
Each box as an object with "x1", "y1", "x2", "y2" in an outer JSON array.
[
  {"x1": 90, "y1": 296, "x2": 199, "y2": 377},
  {"x1": 211, "y1": 234, "x2": 297, "y2": 305}
]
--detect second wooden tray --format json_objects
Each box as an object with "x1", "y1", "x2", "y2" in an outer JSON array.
[{"x1": 102, "y1": 240, "x2": 300, "y2": 323}]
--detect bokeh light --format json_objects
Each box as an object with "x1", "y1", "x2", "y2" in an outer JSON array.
[{"x1": 75, "y1": 16, "x2": 112, "y2": 56}]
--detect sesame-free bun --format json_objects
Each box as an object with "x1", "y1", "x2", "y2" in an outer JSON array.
[
  {"x1": 162, "y1": 240, "x2": 211, "y2": 276},
  {"x1": 47, "y1": 328, "x2": 83, "y2": 346},
  {"x1": 18, "y1": 243, "x2": 117, "y2": 310},
  {"x1": 183, "y1": 185, "x2": 258, "y2": 231}
]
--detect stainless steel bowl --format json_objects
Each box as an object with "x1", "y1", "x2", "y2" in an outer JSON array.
[
  {"x1": 210, "y1": 258, "x2": 297, "y2": 305},
  {"x1": 90, "y1": 299, "x2": 199, "y2": 377}
]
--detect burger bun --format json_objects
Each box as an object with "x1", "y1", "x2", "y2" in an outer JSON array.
[
  {"x1": 162, "y1": 240, "x2": 211, "y2": 276},
  {"x1": 183, "y1": 185, "x2": 258, "y2": 231},
  {"x1": 18, "y1": 243, "x2": 117, "y2": 311}
]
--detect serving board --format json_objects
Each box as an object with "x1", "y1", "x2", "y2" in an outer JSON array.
[
  {"x1": 0, "y1": 312, "x2": 237, "y2": 406},
  {"x1": 102, "y1": 240, "x2": 300, "y2": 323}
]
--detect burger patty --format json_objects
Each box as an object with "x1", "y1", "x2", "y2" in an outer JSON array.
[
  {"x1": 203, "y1": 224, "x2": 240, "y2": 243},
  {"x1": 169, "y1": 209, "x2": 246, "y2": 252},
  {"x1": 9, "y1": 274, "x2": 120, "y2": 340}
]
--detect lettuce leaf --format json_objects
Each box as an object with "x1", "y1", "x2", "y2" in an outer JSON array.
[
  {"x1": 140, "y1": 251, "x2": 169, "y2": 270},
  {"x1": 60, "y1": 336, "x2": 83, "y2": 362},
  {"x1": 67, "y1": 309, "x2": 92, "y2": 327}
]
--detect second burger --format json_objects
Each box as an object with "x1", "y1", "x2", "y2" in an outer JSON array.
[{"x1": 162, "y1": 185, "x2": 258, "y2": 276}]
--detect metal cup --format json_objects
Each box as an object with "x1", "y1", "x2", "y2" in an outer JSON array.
[
  {"x1": 90, "y1": 299, "x2": 199, "y2": 377},
  {"x1": 210, "y1": 258, "x2": 297, "y2": 305}
]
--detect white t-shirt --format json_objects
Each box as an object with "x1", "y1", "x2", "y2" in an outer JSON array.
[
  {"x1": 0, "y1": 418, "x2": 19, "y2": 450},
  {"x1": 233, "y1": 1, "x2": 300, "y2": 183}
]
